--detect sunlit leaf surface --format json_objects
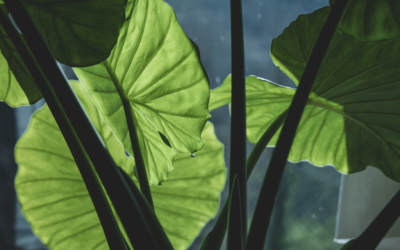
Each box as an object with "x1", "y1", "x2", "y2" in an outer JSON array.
[
  {"x1": 15, "y1": 81, "x2": 225, "y2": 250},
  {"x1": 74, "y1": 0, "x2": 210, "y2": 185}
]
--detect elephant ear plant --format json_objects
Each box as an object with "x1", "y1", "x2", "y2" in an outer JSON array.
[{"x1": 1, "y1": 0, "x2": 400, "y2": 250}]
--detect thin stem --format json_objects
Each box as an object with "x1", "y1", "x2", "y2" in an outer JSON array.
[
  {"x1": 229, "y1": 0, "x2": 247, "y2": 244},
  {"x1": 0, "y1": 7, "x2": 128, "y2": 250},
  {"x1": 4, "y1": 1, "x2": 170, "y2": 249},
  {"x1": 346, "y1": 189, "x2": 400, "y2": 250},
  {"x1": 245, "y1": 1, "x2": 349, "y2": 249},
  {"x1": 199, "y1": 110, "x2": 287, "y2": 250},
  {"x1": 246, "y1": 110, "x2": 288, "y2": 177},
  {"x1": 103, "y1": 61, "x2": 154, "y2": 209},
  {"x1": 227, "y1": 175, "x2": 243, "y2": 250},
  {"x1": 117, "y1": 167, "x2": 173, "y2": 249}
]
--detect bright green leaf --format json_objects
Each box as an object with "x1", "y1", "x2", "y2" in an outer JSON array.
[
  {"x1": 254, "y1": 6, "x2": 400, "y2": 181},
  {"x1": 15, "y1": 81, "x2": 225, "y2": 250},
  {"x1": 209, "y1": 74, "x2": 233, "y2": 111},
  {"x1": 209, "y1": 75, "x2": 294, "y2": 146},
  {"x1": 74, "y1": 0, "x2": 210, "y2": 185},
  {"x1": 0, "y1": 6, "x2": 42, "y2": 107},
  {"x1": 330, "y1": 0, "x2": 400, "y2": 42},
  {"x1": 18, "y1": 0, "x2": 126, "y2": 66}
]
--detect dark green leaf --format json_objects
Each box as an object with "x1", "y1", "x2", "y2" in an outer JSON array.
[
  {"x1": 0, "y1": 6, "x2": 41, "y2": 107},
  {"x1": 250, "y1": 6, "x2": 400, "y2": 181},
  {"x1": 20, "y1": 0, "x2": 126, "y2": 66},
  {"x1": 330, "y1": 0, "x2": 400, "y2": 42}
]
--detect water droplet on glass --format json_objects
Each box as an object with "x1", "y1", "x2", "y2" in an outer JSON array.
[
  {"x1": 318, "y1": 206, "x2": 323, "y2": 211},
  {"x1": 220, "y1": 36, "x2": 225, "y2": 41},
  {"x1": 312, "y1": 214, "x2": 316, "y2": 219},
  {"x1": 257, "y1": 14, "x2": 262, "y2": 19},
  {"x1": 216, "y1": 76, "x2": 221, "y2": 84},
  {"x1": 191, "y1": 153, "x2": 195, "y2": 157},
  {"x1": 193, "y1": 36, "x2": 198, "y2": 42}
]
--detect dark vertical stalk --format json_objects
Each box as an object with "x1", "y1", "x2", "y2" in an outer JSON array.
[
  {"x1": 0, "y1": 8, "x2": 129, "y2": 250},
  {"x1": 199, "y1": 109, "x2": 287, "y2": 250},
  {"x1": 229, "y1": 0, "x2": 247, "y2": 246},
  {"x1": 245, "y1": 1, "x2": 348, "y2": 249},
  {"x1": 346, "y1": 189, "x2": 400, "y2": 250},
  {"x1": 227, "y1": 175, "x2": 244, "y2": 249},
  {"x1": 103, "y1": 61, "x2": 154, "y2": 209},
  {"x1": 3, "y1": 1, "x2": 171, "y2": 249},
  {"x1": 0, "y1": 103, "x2": 17, "y2": 250}
]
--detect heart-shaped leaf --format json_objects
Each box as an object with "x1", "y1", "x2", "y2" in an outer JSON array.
[
  {"x1": 211, "y1": 6, "x2": 400, "y2": 182},
  {"x1": 0, "y1": 6, "x2": 42, "y2": 107},
  {"x1": 330, "y1": 0, "x2": 400, "y2": 42},
  {"x1": 15, "y1": 81, "x2": 225, "y2": 250},
  {"x1": 74, "y1": 0, "x2": 210, "y2": 185},
  {"x1": 17, "y1": 0, "x2": 126, "y2": 66}
]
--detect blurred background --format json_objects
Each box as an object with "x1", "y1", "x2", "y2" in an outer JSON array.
[{"x1": 0, "y1": 0, "x2": 343, "y2": 249}]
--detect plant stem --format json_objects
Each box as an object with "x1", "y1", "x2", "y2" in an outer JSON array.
[
  {"x1": 0, "y1": 7, "x2": 128, "y2": 250},
  {"x1": 199, "y1": 110, "x2": 287, "y2": 250},
  {"x1": 246, "y1": 110, "x2": 288, "y2": 177},
  {"x1": 245, "y1": 1, "x2": 348, "y2": 249},
  {"x1": 4, "y1": 1, "x2": 170, "y2": 249},
  {"x1": 117, "y1": 167, "x2": 173, "y2": 249},
  {"x1": 227, "y1": 175, "x2": 243, "y2": 250},
  {"x1": 346, "y1": 189, "x2": 400, "y2": 250},
  {"x1": 103, "y1": 61, "x2": 154, "y2": 209},
  {"x1": 229, "y1": 0, "x2": 247, "y2": 244}
]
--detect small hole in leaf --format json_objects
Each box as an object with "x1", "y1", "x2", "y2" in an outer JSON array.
[
  {"x1": 158, "y1": 132, "x2": 171, "y2": 147},
  {"x1": 191, "y1": 153, "x2": 195, "y2": 157},
  {"x1": 125, "y1": 150, "x2": 130, "y2": 158}
]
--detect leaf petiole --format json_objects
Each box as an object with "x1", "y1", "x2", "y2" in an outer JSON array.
[
  {"x1": 0, "y1": 6, "x2": 129, "y2": 250},
  {"x1": 103, "y1": 60, "x2": 154, "y2": 209},
  {"x1": 199, "y1": 109, "x2": 288, "y2": 250},
  {"x1": 245, "y1": 0, "x2": 349, "y2": 249}
]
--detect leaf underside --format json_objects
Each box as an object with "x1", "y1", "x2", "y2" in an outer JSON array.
[
  {"x1": 15, "y1": 81, "x2": 225, "y2": 250},
  {"x1": 211, "y1": 6, "x2": 400, "y2": 182},
  {"x1": 330, "y1": 0, "x2": 400, "y2": 42},
  {"x1": 74, "y1": 0, "x2": 210, "y2": 185}
]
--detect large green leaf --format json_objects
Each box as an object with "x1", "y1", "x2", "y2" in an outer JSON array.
[
  {"x1": 74, "y1": 0, "x2": 210, "y2": 185},
  {"x1": 17, "y1": 0, "x2": 126, "y2": 66},
  {"x1": 210, "y1": 6, "x2": 400, "y2": 182},
  {"x1": 15, "y1": 81, "x2": 225, "y2": 250},
  {"x1": 330, "y1": 0, "x2": 400, "y2": 42},
  {"x1": 0, "y1": 6, "x2": 42, "y2": 107}
]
